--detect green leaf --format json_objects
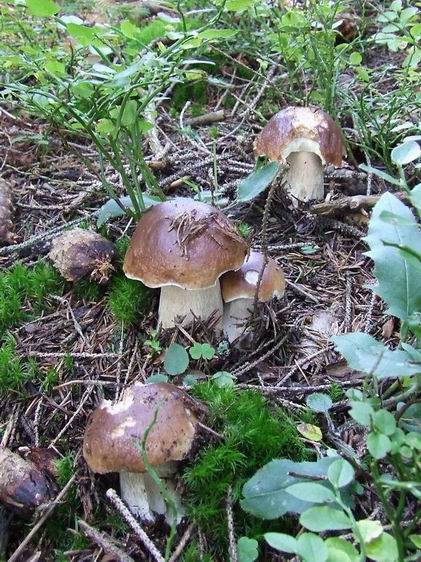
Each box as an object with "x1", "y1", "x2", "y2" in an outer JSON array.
[
  {"x1": 264, "y1": 533, "x2": 297, "y2": 554},
  {"x1": 364, "y1": 193, "x2": 421, "y2": 322},
  {"x1": 146, "y1": 373, "x2": 169, "y2": 384},
  {"x1": 182, "y1": 374, "x2": 198, "y2": 388},
  {"x1": 373, "y1": 410, "x2": 396, "y2": 436},
  {"x1": 66, "y1": 23, "x2": 96, "y2": 46},
  {"x1": 331, "y1": 332, "x2": 421, "y2": 379},
  {"x1": 349, "y1": 401, "x2": 373, "y2": 426},
  {"x1": 299, "y1": 507, "x2": 352, "y2": 532},
  {"x1": 237, "y1": 162, "x2": 280, "y2": 202},
  {"x1": 349, "y1": 52, "x2": 362, "y2": 65},
  {"x1": 297, "y1": 533, "x2": 328, "y2": 562},
  {"x1": 121, "y1": 100, "x2": 138, "y2": 128},
  {"x1": 200, "y1": 28, "x2": 238, "y2": 40},
  {"x1": 164, "y1": 343, "x2": 189, "y2": 376},
  {"x1": 367, "y1": 431, "x2": 391, "y2": 459},
  {"x1": 297, "y1": 423, "x2": 322, "y2": 442},
  {"x1": 365, "y1": 532, "x2": 399, "y2": 562},
  {"x1": 391, "y1": 141, "x2": 421, "y2": 165},
  {"x1": 325, "y1": 538, "x2": 359, "y2": 562},
  {"x1": 96, "y1": 195, "x2": 161, "y2": 227},
  {"x1": 355, "y1": 519, "x2": 383, "y2": 544},
  {"x1": 306, "y1": 392, "x2": 332, "y2": 413},
  {"x1": 189, "y1": 343, "x2": 215, "y2": 360},
  {"x1": 237, "y1": 537, "x2": 258, "y2": 562},
  {"x1": 211, "y1": 371, "x2": 236, "y2": 388},
  {"x1": 286, "y1": 483, "x2": 336, "y2": 504},
  {"x1": 408, "y1": 534, "x2": 421, "y2": 548},
  {"x1": 27, "y1": 0, "x2": 59, "y2": 17},
  {"x1": 120, "y1": 19, "x2": 140, "y2": 39},
  {"x1": 359, "y1": 164, "x2": 401, "y2": 187},
  {"x1": 241, "y1": 457, "x2": 340, "y2": 519},
  {"x1": 45, "y1": 60, "x2": 66, "y2": 76},
  {"x1": 328, "y1": 459, "x2": 355, "y2": 488}
]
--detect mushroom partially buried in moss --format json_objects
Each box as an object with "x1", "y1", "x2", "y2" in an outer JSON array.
[
  {"x1": 254, "y1": 106, "x2": 345, "y2": 204},
  {"x1": 83, "y1": 382, "x2": 200, "y2": 523},
  {"x1": 123, "y1": 198, "x2": 248, "y2": 329},
  {"x1": 221, "y1": 251, "x2": 285, "y2": 342},
  {"x1": 49, "y1": 228, "x2": 116, "y2": 283}
]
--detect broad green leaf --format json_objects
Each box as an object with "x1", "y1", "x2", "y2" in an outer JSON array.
[
  {"x1": 326, "y1": 548, "x2": 352, "y2": 562},
  {"x1": 405, "y1": 432, "x2": 421, "y2": 450},
  {"x1": 355, "y1": 519, "x2": 383, "y2": 544},
  {"x1": 306, "y1": 392, "x2": 332, "y2": 413},
  {"x1": 373, "y1": 410, "x2": 396, "y2": 436},
  {"x1": 67, "y1": 23, "x2": 96, "y2": 46},
  {"x1": 241, "y1": 457, "x2": 340, "y2": 518},
  {"x1": 328, "y1": 459, "x2": 355, "y2": 488},
  {"x1": 364, "y1": 193, "x2": 421, "y2": 321},
  {"x1": 365, "y1": 532, "x2": 399, "y2": 562},
  {"x1": 189, "y1": 343, "x2": 215, "y2": 360},
  {"x1": 237, "y1": 537, "x2": 258, "y2": 562},
  {"x1": 349, "y1": 52, "x2": 362, "y2": 65},
  {"x1": 367, "y1": 431, "x2": 391, "y2": 459},
  {"x1": 349, "y1": 401, "x2": 373, "y2": 426},
  {"x1": 72, "y1": 81, "x2": 94, "y2": 100},
  {"x1": 27, "y1": 0, "x2": 59, "y2": 17},
  {"x1": 45, "y1": 60, "x2": 66, "y2": 76},
  {"x1": 237, "y1": 162, "x2": 280, "y2": 202},
  {"x1": 408, "y1": 534, "x2": 421, "y2": 548},
  {"x1": 286, "y1": 482, "x2": 335, "y2": 503},
  {"x1": 359, "y1": 164, "x2": 401, "y2": 186},
  {"x1": 300, "y1": 507, "x2": 352, "y2": 532},
  {"x1": 297, "y1": 533, "x2": 328, "y2": 562},
  {"x1": 325, "y1": 538, "x2": 359, "y2": 562},
  {"x1": 182, "y1": 374, "x2": 199, "y2": 388},
  {"x1": 120, "y1": 19, "x2": 140, "y2": 39},
  {"x1": 146, "y1": 373, "x2": 169, "y2": 384},
  {"x1": 121, "y1": 100, "x2": 138, "y2": 128},
  {"x1": 96, "y1": 195, "x2": 162, "y2": 227},
  {"x1": 297, "y1": 423, "x2": 322, "y2": 441},
  {"x1": 164, "y1": 343, "x2": 189, "y2": 376},
  {"x1": 212, "y1": 371, "x2": 236, "y2": 387},
  {"x1": 264, "y1": 533, "x2": 297, "y2": 554},
  {"x1": 200, "y1": 28, "x2": 238, "y2": 40},
  {"x1": 222, "y1": 0, "x2": 257, "y2": 12},
  {"x1": 331, "y1": 332, "x2": 421, "y2": 379},
  {"x1": 391, "y1": 141, "x2": 421, "y2": 165}
]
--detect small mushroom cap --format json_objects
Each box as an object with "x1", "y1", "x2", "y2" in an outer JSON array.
[
  {"x1": 254, "y1": 107, "x2": 344, "y2": 166},
  {"x1": 221, "y1": 251, "x2": 285, "y2": 303},
  {"x1": 83, "y1": 383, "x2": 199, "y2": 474},
  {"x1": 123, "y1": 198, "x2": 248, "y2": 290}
]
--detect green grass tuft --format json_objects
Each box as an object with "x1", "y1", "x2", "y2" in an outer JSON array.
[
  {"x1": 0, "y1": 336, "x2": 38, "y2": 396},
  {"x1": 183, "y1": 384, "x2": 313, "y2": 552},
  {"x1": 107, "y1": 273, "x2": 153, "y2": 325}
]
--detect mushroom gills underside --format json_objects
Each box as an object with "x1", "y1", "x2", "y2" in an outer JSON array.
[
  {"x1": 120, "y1": 464, "x2": 184, "y2": 524},
  {"x1": 223, "y1": 298, "x2": 254, "y2": 343},
  {"x1": 285, "y1": 151, "x2": 324, "y2": 204},
  {"x1": 158, "y1": 282, "x2": 223, "y2": 329}
]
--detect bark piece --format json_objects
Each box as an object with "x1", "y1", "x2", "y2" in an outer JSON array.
[{"x1": 0, "y1": 179, "x2": 14, "y2": 245}]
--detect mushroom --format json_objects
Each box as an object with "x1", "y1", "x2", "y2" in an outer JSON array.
[
  {"x1": 221, "y1": 251, "x2": 285, "y2": 342},
  {"x1": 0, "y1": 447, "x2": 53, "y2": 517},
  {"x1": 123, "y1": 198, "x2": 248, "y2": 329},
  {"x1": 83, "y1": 382, "x2": 200, "y2": 523},
  {"x1": 49, "y1": 228, "x2": 116, "y2": 283},
  {"x1": 254, "y1": 106, "x2": 345, "y2": 204}
]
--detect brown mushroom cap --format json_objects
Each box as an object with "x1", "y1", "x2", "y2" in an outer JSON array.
[
  {"x1": 83, "y1": 383, "x2": 199, "y2": 474},
  {"x1": 221, "y1": 251, "x2": 285, "y2": 303},
  {"x1": 123, "y1": 198, "x2": 248, "y2": 290},
  {"x1": 254, "y1": 107, "x2": 344, "y2": 166}
]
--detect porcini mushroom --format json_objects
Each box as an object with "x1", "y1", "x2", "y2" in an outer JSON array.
[
  {"x1": 49, "y1": 228, "x2": 116, "y2": 283},
  {"x1": 0, "y1": 447, "x2": 53, "y2": 517},
  {"x1": 221, "y1": 251, "x2": 285, "y2": 342},
  {"x1": 123, "y1": 198, "x2": 248, "y2": 329},
  {"x1": 83, "y1": 382, "x2": 200, "y2": 523},
  {"x1": 254, "y1": 107, "x2": 345, "y2": 204}
]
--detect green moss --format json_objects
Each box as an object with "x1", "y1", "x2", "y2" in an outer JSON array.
[
  {"x1": 107, "y1": 274, "x2": 153, "y2": 325},
  {"x1": 73, "y1": 277, "x2": 105, "y2": 302},
  {"x1": 0, "y1": 263, "x2": 63, "y2": 339},
  {"x1": 0, "y1": 336, "x2": 38, "y2": 396},
  {"x1": 183, "y1": 385, "x2": 311, "y2": 552},
  {"x1": 329, "y1": 382, "x2": 345, "y2": 402},
  {"x1": 181, "y1": 542, "x2": 214, "y2": 562}
]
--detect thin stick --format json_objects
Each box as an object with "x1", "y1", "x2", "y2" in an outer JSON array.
[
  {"x1": 78, "y1": 519, "x2": 135, "y2": 562},
  {"x1": 106, "y1": 489, "x2": 165, "y2": 562},
  {"x1": 7, "y1": 475, "x2": 76, "y2": 562},
  {"x1": 168, "y1": 524, "x2": 195, "y2": 562},
  {"x1": 226, "y1": 486, "x2": 238, "y2": 562}
]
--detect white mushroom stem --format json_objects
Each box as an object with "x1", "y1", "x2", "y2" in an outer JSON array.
[
  {"x1": 285, "y1": 152, "x2": 324, "y2": 204},
  {"x1": 120, "y1": 462, "x2": 184, "y2": 524},
  {"x1": 223, "y1": 298, "x2": 254, "y2": 343},
  {"x1": 158, "y1": 282, "x2": 223, "y2": 329}
]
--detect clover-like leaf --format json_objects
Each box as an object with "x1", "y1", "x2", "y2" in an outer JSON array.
[{"x1": 164, "y1": 343, "x2": 189, "y2": 375}]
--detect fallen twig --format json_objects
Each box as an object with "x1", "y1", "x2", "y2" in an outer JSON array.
[{"x1": 78, "y1": 519, "x2": 135, "y2": 562}]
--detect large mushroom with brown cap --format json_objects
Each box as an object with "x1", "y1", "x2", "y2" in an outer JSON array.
[
  {"x1": 83, "y1": 382, "x2": 200, "y2": 523},
  {"x1": 254, "y1": 107, "x2": 345, "y2": 204},
  {"x1": 123, "y1": 198, "x2": 248, "y2": 329},
  {"x1": 221, "y1": 251, "x2": 285, "y2": 342}
]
